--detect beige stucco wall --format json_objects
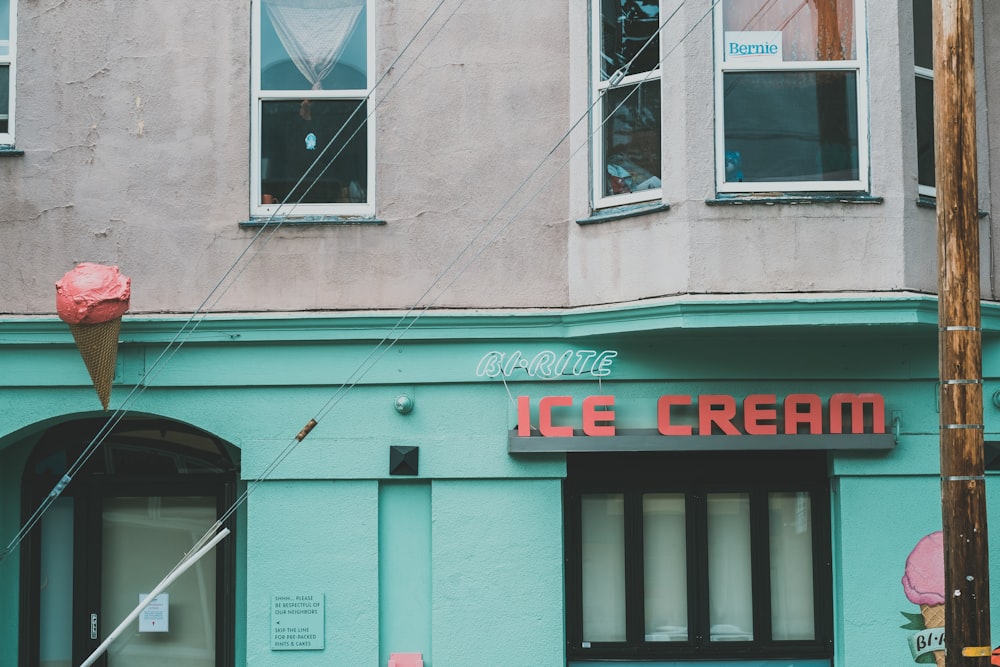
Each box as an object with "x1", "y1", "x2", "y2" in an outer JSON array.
[
  {"x1": 1, "y1": 0, "x2": 996, "y2": 315},
  {"x1": 0, "y1": 0, "x2": 570, "y2": 314}
]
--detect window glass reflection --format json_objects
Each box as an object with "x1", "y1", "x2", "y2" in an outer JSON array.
[
  {"x1": 601, "y1": 0, "x2": 659, "y2": 78},
  {"x1": 722, "y1": 0, "x2": 855, "y2": 61},
  {"x1": 260, "y1": 99, "x2": 367, "y2": 205},
  {"x1": 723, "y1": 71, "x2": 859, "y2": 183},
  {"x1": 603, "y1": 81, "x2": 661, "y2": 196}
]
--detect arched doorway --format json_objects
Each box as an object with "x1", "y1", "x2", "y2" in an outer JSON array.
[{"x1": 17, "y1": 417, "x2": 239, "y2": 667}]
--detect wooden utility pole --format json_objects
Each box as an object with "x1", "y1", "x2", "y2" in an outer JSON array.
[{"x1": 934, "y1": 0, "x2": 991, "y2": 664}]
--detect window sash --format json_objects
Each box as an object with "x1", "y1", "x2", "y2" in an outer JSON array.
[
  {"x1": 913, "y1": 0, "x2": 935, "y2": 196},
  {"x1": 591, "y1": 0, "x2": 663, "y2": 210},
  {"x1": 250, "y1": 0, "x2": 374, "y2": 216},
  {"x1": 713, "y1": 0, "x2": 868, "y2": 193},
  {"x1": 915, "y1": 70, "x2": 935, "y2": 196}
]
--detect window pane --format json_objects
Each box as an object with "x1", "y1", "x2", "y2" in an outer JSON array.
[
  {"x1": 707, "y1": 493, "x2": 754, "y2": 641},
  {"x1": 260, "y1": 99, "x2": 368, "y2": 205},
  {"x1": 102, "y1": 497, "x2": 218, "y2": 666},
  {"x1": 603, "y1": 80, "x2": 661, "y2": 197},
  {"x1": 39, "y1": 497, "x2": 74, "y2": 667},
  {"x1": 0, "y1": 0, "x2": 8, "y2": 54},
  {"x1": 581, "y1": 494, "x2": 626, "y2": 642},
  {"x1": 643, "y1": 494, "x2": 687, "y2": 642},
  {"x1": 769, "y1": 492, "x2": 816, "y2": 640},
  {"x1": 0, "y1": 64, "x2": 8, "y2": 134},
  {"x1": 260, "y1": 0, "x2": 366, "y2": 91},
  {"x1": 723, "y1": 71, "x2": 858, "y2": 183},
  {"x1": 913, "y1": 0, "x2": 932, "y2": 70},
  {"x1": 722, "y1": 0, "x2": 855, "y2": 61},
  {"x1": 601, "y1": 0, "x2": 659, "y2": 79},
  {"x1": 915, "y1": 75, "x2": 935, "y2": 189}
]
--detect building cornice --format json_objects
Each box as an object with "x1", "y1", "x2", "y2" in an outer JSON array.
[{"x1": 0, "y1": 291, "x2": 990, "y2": 345}]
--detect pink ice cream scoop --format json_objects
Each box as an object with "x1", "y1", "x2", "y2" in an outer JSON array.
[
  {"x1": 902, "y1": 531, "x2": 945, "y2": 606},
  {"x1": 55, "y1": 263, "x2": 131, "y2": 325}
]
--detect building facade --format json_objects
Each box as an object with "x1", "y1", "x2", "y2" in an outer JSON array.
[{"x1": 2, "y1": 1, "x2": 1000, "y2": 665}]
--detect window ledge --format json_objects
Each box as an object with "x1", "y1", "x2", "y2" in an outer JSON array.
[
  {"x1": 239, "y1": 216, "x2": 386, "y2": 228},
  {"x1": 916, "y1": 195, "x2": 990, "y2": 218},
  {"x1": 707, "y1": 193, "x2": 883, "y2": 206},
  {"x1": 577, "y1": 201, "x2": 670, "y2": 225},
  {"x1": 0, "y1": 146, "x2": 24, "y2": 157}
]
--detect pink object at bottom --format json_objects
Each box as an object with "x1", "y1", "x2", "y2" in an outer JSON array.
[{"x1": 388, "y1": 653, "x2": 423, "y2": 667}]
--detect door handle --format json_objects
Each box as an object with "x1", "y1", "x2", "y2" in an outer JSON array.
[{"x1": 90, "y1": 613, "x2": 98, "y2": 640}]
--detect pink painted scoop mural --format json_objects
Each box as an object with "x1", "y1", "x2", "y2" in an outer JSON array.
[
  {"x1": 901, "y1": 531, "x2": 946, "y2": 666},
  {"x1": 56, "y1": 263, "x2": 131, "y2": 410}
]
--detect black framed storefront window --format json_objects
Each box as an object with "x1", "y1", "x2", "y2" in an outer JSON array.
[
  {"x1": 18, "y1": 418, "x2": 238, "y2": 667},
  {"x1": 564, "y1": 451, "x2": 833, "y2": 662}
]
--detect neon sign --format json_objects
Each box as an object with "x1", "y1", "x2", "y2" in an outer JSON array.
[{"x1": 476, "y1": 350, "x2": 618, "y2": 379}]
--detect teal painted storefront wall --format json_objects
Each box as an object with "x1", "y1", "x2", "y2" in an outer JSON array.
[
  {"x1": 3, "y1": 294, "x2": 1000, "y2": 665},
  {"x1": 379, "y1": 482, "x2": 432, "y2": 663}
]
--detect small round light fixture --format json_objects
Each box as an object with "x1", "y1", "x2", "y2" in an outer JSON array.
[{"x1": 395, "y1": 394, "x2": 414, "y2": 415}]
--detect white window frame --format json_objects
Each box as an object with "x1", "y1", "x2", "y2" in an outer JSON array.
[
  {"x1": 591, "y1": 0, "x2": 664, "y2": 210},
  {"x1": 713, "y1": 0, "x2": 869, "y2": 194},
  {"x1": 913, "y1": 0, "x2": 934, "y2": 197},
  {"x1": 250, "y1": 0, "x2": 375, "y2": 218},
  {"x1": 0, "y1": 0, "x2": 16, "y2": 146},
  {"x1": 915, "y1": 63, "x2": 934, "y2": 197}
]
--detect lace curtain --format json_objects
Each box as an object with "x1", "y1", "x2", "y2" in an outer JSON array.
[{"x1": 265, "y1": 0, "x2": 365, "y2": 91}]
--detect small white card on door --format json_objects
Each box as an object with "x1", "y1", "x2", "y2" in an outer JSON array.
[{"x1": 139, "y1": 593, "x2": 169, "y2": 632}]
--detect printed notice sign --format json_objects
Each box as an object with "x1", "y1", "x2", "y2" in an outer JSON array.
[
  {"x1": 138, "y1": 593, "x2": 168, "y2": 633},
  {"x1": 271, "y1": 593, "x2": 324, "y2": 650}
]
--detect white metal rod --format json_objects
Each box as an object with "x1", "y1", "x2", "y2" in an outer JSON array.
[{"x1": 79, "y1": 527, "x2": 230, "y2": 667}]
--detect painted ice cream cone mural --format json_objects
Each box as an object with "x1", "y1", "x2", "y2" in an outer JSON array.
[
  {"x1": 56, "y1": 263, "x2": 131, "y2": 410},
  {"x1": 901, "y1": 531, "x2": 946, "y2": 666}
]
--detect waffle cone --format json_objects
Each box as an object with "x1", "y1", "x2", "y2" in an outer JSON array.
[
  {"x1": 920, "y1": 603, "x2": 945, "y2": 667},
  {"x1": 69, "y1": 318, "x2": 121, "y2": 410}
]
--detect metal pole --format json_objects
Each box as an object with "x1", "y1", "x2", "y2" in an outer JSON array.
[
  {"x1": 78, "y1": 527, "x2": 231, "y2": 667},
  {"x1": 933, "y1": 0, "x2": 991, "y2": 663}
]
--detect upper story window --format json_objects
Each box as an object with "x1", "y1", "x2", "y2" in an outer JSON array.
[
  {"x1": 714, "y1": 0, "x2": 868, "y2": 194},
  {"x1": 913, "y1": 0, "x2": 934, "y2": 196},
  {"x1": 565, "y1": 452, "x2": 833, "y2": 663},
  {"x1": 251, "y1": 0, "x2": 374, "y2": 217},
  {"x1": 0, "y1": 0, "x2": 15, "y2": 146},
  {"x1": 591, "y1": 0, "x2": 663, "y2": 210}
]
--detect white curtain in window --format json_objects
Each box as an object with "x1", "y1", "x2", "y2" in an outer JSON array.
[
  {"x1": 581, "y1": 494, "x2": 627, "y2": 642},
  {"x1": 722, "y1": 0, "x2": 855, "y2": 61},
  {"x1": 707, "y1": 493, "x2": 754, "y2": 641},
  {"x1": 265, "y1": 0, "x2": 364, "y2": 91},
  {"x1": 769, "y1": 492, "x2": 816, "y2": 640}
]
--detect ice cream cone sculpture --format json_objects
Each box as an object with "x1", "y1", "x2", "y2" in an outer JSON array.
[
  {"x1": 56, "y1": 263, "x2": 131, "y2": 410},
  {"x1": 902, "y1": 531, "x2": 945, "y2": 667}
]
